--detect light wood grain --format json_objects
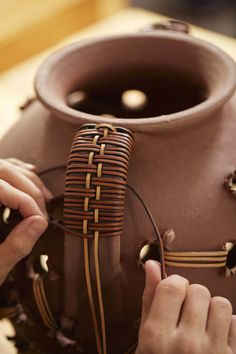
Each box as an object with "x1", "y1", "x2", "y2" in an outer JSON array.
[{"x1": 0, "y1": 0, "x2": 98, "y2": 72}]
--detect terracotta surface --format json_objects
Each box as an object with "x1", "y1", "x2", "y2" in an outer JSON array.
[{"x1": 0, "y1": 29, "x2": 236, "y2": 353}]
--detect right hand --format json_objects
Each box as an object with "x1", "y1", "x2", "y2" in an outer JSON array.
[
  {"x1": 136, "y1": 260, "x2": 236, "y2": 354},
  {"x1": 0, "y1": 159, "x2": 52, "y2": 285}
]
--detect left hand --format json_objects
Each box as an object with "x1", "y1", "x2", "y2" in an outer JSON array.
[{"x1": 0, "y1": 158, "x2": 52, "y2": 285}]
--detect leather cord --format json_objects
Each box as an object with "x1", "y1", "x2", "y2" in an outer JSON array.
[{"x1": 32, "y1": 275, "x2": 58, "y2": 330}]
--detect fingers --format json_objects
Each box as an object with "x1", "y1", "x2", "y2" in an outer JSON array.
[
  {"x1": 148, "y1": 274, "x2": 189, "y2": 332},
  {"x1": 207, "y1": 296, "x2": 233, "y2": 347},
  {"x1": 0, "y1": 215, "x2": 48, "y2": 284},
  {"x1": 6, "y1": 158, "x2": 36, "y2": 171},
  {"x1": 0, "y1": 179, "x2": 43, "y2": 218},
  {"x1": 229, "y1": 315, "x2": 236, "y2": 352},
  {"x1": 0, "y1": 162, "x2": 47, "y2": 214},
  {"x1": 18, "y1": 167, "x2": 53, "y2": 201},
  {"x1": 0, "y1": 159, "x2": 50, "y2": 285},
  {"x1": 179, "y1": 284, "x2": 211, "y2": 333},
  {"x1": 140, "y1": 261, "x2": 162, "y2": 327},
  {"x1": 0, "y1": 160, "x2": 53, "y2": 213}
]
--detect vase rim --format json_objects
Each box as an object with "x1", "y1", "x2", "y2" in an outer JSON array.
[{"x1": 35, "y1": 32, "x2": 236, "y2": 131}]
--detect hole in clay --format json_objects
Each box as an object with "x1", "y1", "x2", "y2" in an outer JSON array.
[
  {"x1": 33, "y1": 255, "x2": 49, "y2": 274},
  {"x1": 225, "y1": 241, "x2": 236, "y2": 276},
  {"x1": 122, "y1": 90, "x2": 148, "y2": 111},
  {"x1": 139, "y1": 243, "x2": 161, "y2": 265},
  {"x1": 40, "y1": 255, "x2": 49, "y2": 272},
  {"x1": 67, "y1": 91, "x2": 86, "y2": 108}
]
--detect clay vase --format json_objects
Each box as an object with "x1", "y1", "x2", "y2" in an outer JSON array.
[{"x1": 0, "y1": 28, "x2": 236, "y2": 354}]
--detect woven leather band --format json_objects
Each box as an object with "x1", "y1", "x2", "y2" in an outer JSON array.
[{"x1": 63, "y1": 123, "x2": 134, "y2": 354}]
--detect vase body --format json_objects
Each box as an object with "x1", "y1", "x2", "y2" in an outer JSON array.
[{"x1": 0, "y1": 31, "x2": 236, "y2": 353}]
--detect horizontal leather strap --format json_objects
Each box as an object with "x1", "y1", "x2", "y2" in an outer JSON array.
[
  {"x1": 165, "y1": 261, "x2": 226, "y2": 268},
  {"x1": 164, "y1": 251, "x2": 228, "y2": 257},
  {"x1": 165, "y1": 255, "x2": 227, "y2": 262}
]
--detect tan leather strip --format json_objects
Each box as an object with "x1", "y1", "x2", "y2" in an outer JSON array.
[
  {"x1": 165, "y1": 255, "x2": 227, "y2": 262},
  {"x1": 38, "y1": 277, "x2": 58, "y2": 328},
  {"x1": 83, "y1": 238, "x2": 102, "y2": 354},
  {"x1": 33, "y1": 277, "x2": 54, "y2": 329},
  {"x1": 81, "y1": 133, "x2": 103, "y2": 354},
  {"x1": 94, "y1": 230, "x2": 107, "y2": 354},
  {"x1": 84, "y1": 197, "x2": 89, "y2": 211},
  {"x1": 165, "y1": 261, "x2": 226, "y2": 268},
  {"x1": 164, "y1": 251, "x2": 228, "y2": 257}
]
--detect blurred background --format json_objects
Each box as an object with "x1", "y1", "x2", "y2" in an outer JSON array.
[
  {"x1": 132, "y1": 0, "x2": 236, "y2": 37},
  {"x1": 0, "y1": 0, "x2": 235, "y2": 73}
]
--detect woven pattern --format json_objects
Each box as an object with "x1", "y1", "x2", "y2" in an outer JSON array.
[
  {"x1": 164, "y1": 250, "x2": 228, "y2": 268},
  {"x1": 63, "y1": 123, "x2": 134, "y2": 238},
  {"x1": 63, "y1": 123, "x2": 134, "y2": 354}
]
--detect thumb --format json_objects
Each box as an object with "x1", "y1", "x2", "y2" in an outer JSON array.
[
  {"x1": 140, "y1": 260, "x2": 162, "y2": 328},
  {"x1": 0, "y1": 215, "x2": 47, "y2": 283}
]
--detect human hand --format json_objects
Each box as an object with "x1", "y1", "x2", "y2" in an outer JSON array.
[
  {"x1": 136, "y1": 260, "x2": 236, "y2": 354},
  {"x1": 0, "y1": 159, "x2": 52, "y2": 285}
]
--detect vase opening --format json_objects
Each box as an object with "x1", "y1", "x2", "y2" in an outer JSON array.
[
  {"x1": 35, "y1": 33, "x2": 236, "y2": 129},
  {"x1": 66, "y1": 66, "x2": 207, "y2": 118}
]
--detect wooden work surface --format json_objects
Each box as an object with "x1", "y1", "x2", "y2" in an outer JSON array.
[{"x1": 0, "y1": 7, "x2": 236, "y2": 353}]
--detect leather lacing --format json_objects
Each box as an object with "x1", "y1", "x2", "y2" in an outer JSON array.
[
  {"x1": 63, "y1": 123, "x2": 133, "y2": 354},
  {"x1": 32, "y1": 275, "x2": 58, "y2": 330},
  {"x1": 164, "y1": 250, "x2": 228, "y2": 268}
]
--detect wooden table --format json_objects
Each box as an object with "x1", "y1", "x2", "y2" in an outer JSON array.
[{"x1": 0, "y1": 7, "x2": 236, "y2": 353}]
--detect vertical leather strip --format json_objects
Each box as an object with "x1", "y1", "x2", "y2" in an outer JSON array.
[
  {"x1": 94, "y1": 230, "x2": 107, "y2": 354},
  {"x1": 33, "y1": 277, "x2": 55, "y2": 329},
  {"x1": 83, "y1": 238, "x2": 103, "y2": 354},
  {"x1": 38, "y1": 277, "x2": 58, "y2": 328}
]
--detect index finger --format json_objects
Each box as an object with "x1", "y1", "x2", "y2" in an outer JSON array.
[
  {"x1": 0, "y1": 179, "x2": 44, "y2": 218},
  {"x1": 147, "y1": 275, "x2": 189, "y2": 333}
]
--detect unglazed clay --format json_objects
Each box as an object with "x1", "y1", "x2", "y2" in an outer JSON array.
[{"x1": 0, "y1": 30, "x2": 236, "y2": 353}]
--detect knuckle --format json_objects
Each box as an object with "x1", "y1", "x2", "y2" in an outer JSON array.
[
  {"x1": 7, "y1": 236, "x2": 33, "y2": 259},
  {"x1": 20, "y1": 192, "x2": 33, "y2": 204},
  {"x1": 33, "y1": 188, "x2": 44, "y2": 204},
  {"x1": 28, "y1": 172, "x2": 43, "y2": 187},
  {"x1": 19, "y1": 192, "x2": 36, "y2": 210},
  {"x1": 211, "y1": 296, "x2": 232, "y2": 313},
  {"x1": 175, "y1": 334, "x2": 200, "y2": 354},
  {"x1": 0, "y1": 160, "x2": 9, "y2": 174},
  {"x1": 158, "y1": 275, "x2": 187, "y2": 296},
  {"x1": 140, "y1": 323, "x2": 165, "y2": 353},
  {"x1": 0, "y1": 179, "x2": 6, "y2": 191}
]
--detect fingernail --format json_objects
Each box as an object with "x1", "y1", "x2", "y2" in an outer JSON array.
[
  {"x1": 29, "y1": 218, "x2": 48, "y2": 237},
  {"x1": 145, "y1": 260, "x2": 161, "y2": 269},
  {"x1": 41, "y1": 186, "x2": 54, "y2": 200}
]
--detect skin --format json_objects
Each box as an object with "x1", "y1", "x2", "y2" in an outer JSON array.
[
  {"x1": 0, "y1": 158, "x2": 51, "y2": 285},
  {"x1": 136, "y1": 260, "x2": 236, "y2": 354}
]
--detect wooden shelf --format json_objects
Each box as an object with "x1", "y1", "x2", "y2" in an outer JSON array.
[{"x1": 0, "y1": 0, "x2": 126, "y2": 72}]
